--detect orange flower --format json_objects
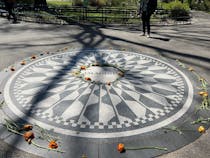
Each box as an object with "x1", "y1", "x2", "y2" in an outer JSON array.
[
  {"x1": 48, "y1": 140, "x2": 58, "y2": 149},
  {"x1": 188, "y1": 67, "x2": 194, "y2": 71},
  {"x1": 23, "y1": 131, "x2": 35, "y2": 143},
  {"x1": 198, "y1": 126, "x2": 205, "y2": 133},
  {"x1": 23, "y1": 124, "x2": 33, "y2": 131},
  {"x1": 10, "y1": 67, "x2": 15, "y2": 71},
  {"x1": 85, "y1": 77, "x2": 91, "y2": 81},
  {"x1": 80, "y1": 66, "x2": 86, "y2": 70},
  {"x1": 117, "y1": 143, "x2": 125, "y2": 153},
  {"x1": 31, "y1": 55, "x2": 36, "y2": 59},
  {"x1": 20, "y1": 61, "x2": 26, "y2": 65}
]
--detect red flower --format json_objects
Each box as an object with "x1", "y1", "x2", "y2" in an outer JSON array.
[{"x1": 85, "y1": 77, "x2": 91, "y2": 81}]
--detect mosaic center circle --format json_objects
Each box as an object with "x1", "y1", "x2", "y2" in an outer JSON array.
[
  {"x1": 4, "y1": 50, "x2": 193, "y2": 138},
  {"x1": 80, "y1": 65, "x2": 122, "y2": 83}
]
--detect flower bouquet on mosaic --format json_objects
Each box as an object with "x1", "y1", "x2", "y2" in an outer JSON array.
[{"x1": 4, "y1": 119, "x2": 65, "y2": 153}]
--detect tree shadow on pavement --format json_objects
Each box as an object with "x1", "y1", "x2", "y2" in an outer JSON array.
[{"x1": 0, "y1": 19, "x2": 210, "y2": 157}]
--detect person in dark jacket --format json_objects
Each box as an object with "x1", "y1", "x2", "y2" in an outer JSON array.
[
  {"x1": 4, "y1": 0, "x2": 17, "y2": 23},
  {"x1": 138, "y1": 0, "x2": 157, "y2": 38}
]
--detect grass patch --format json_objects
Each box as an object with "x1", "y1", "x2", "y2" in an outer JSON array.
[{"x1": 47, "y1": 0, "x2": 72, "y2": 7}]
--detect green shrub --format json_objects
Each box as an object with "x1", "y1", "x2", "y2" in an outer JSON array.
[
  {"x1": 161, "y1": 1, "x2": 190, "y2": 20},
  {"x1": 17, "y1": 0, "x2": 34, "y2": 4},
  {"x1": 190, "y1": 0, "x2": 210, "y2": 11},
  {"x1": 73, "y1": 0, "x2": 83, "y2": 6},
  {"x1": 89, "y1": 0, "x2": 107, "y2": 7}
]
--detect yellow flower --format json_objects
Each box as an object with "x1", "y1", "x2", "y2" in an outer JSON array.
[
  {"x1": 203, "y1": 92, "x2": 208, "y2": 97},
  {"x1": 199, "y1": 91, "x2": 205, "y2": 95},
  {"x1": 198, "y1": 126, "x2": 205, "y2": 133},
  {"x1": 199, "y1": 77, "x2": 204, "y2": 81},
  {"x1": 188, "y1": 67, "x2": 194, "y2": 71},
  {"x1": 199, "y1": 91, "x2": 208, "y2": 97}
]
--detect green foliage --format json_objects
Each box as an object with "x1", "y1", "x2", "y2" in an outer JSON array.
[
  {"x1": 89, "y1": 0, "x2": 107, "y2": 7},
  {"x1": 47, "y1": 1, "x2": 71, "y2": 7},
  {"x1": 161, "y1": 1, "x2": 190, "y2": 20},
  {"x1": 110, "y1": 0, "x2": 127, "y2": 6},
  {"x1": 190, "y1": 0, "x2": 210, "y2": 11},
  {"x1": 161, "y1": 1, "x2": 190, "y2": 11},
  {"x1": 17, "y1": 0, "x2": 34, "y2": 4},
  {"x1": 72, "y1": 0, "x2": 83, "y2": 6}
]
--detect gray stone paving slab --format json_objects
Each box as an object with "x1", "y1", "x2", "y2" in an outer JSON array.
[{"x1": 0, "y1": 11, "x2": 210, "y2": 158}]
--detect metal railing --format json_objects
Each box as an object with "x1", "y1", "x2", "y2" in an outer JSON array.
[{"x1": 0, "y1": 3, "x2": 191, "y2": 25}]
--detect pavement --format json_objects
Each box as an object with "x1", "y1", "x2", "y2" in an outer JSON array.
[{"x1": 0, "y1": 10, "x2": 210, "y2": 158}]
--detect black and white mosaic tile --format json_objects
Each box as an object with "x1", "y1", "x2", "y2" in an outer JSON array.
[{"x1": 2, "y1": 50, "x2": 193, "y2": 138}]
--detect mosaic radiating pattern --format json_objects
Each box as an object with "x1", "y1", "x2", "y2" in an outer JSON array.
[{"x1": 4, "y1": 50, "x2": 193, "y2": 138}]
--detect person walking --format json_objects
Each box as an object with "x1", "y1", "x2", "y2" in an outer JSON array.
[
  {"x1": 138, "y1": 0, "x2": 157, "y2": 38},
  {"x1": 4, "y1": 0, "x2": 17, "y2": 23}
]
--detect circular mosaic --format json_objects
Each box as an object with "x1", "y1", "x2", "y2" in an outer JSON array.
[{"x1": 4, "y1": 50, "x2": 193, "y2": 138}]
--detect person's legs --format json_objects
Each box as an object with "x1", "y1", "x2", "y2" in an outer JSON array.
[
  {"x1": 6, "y1": 3, "x2": 17, "y2": 23},
  {"x1": 146, "y1": 14, "x2": 151, "y2": 37},
  {"x1": 141, "y1": 12, "x2": 147, "y2": 35},
  {"x1": 11, "y1": 9, "x2": 17, "y2": 23}
]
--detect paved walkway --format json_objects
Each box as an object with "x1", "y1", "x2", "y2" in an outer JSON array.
[{"x1": 0, "y1": 11, "x2": 210, "y2": 158}]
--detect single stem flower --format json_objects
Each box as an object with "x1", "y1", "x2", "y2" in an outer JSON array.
[
  {"x1": 24, "y1": 131, "x2": 35, "y2": 144},
  {"x1": 117, "y1": 143, "x2": 125, "y2": 153},
  {"x1": 22, "y1": 124, "x2": 33, "y2": 131},
  {"x1": 198, "y1": 126, "x2": 206, "y2": 133},
  {"x1": 31, "y1": 55, "x2": 36, "y2": 59},
  {"x1": 20, "y1": 61, "x2": 26, "y2": 65},
  {"x1": 85, "y1": 77, "x2": 91, "y2": 81},
  {"x1": 48, "y1": 140, "x2": 58, "y2": 149},
  {"x1": 80, "y1": 66, "x2": 86, "y2": 70}
]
